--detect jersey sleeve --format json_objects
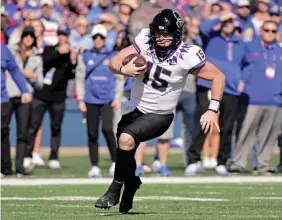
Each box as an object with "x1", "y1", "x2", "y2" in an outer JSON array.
[
  {"x1": 183, "y1": 45, "x2": 206, "y2": 74},
  {"x1": 132, "y1": 28, "x2": 150, "y2": 55}
]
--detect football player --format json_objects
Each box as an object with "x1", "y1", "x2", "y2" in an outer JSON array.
[{"x1": 94, "y1": 9, "x2": 225, "y2": 214}]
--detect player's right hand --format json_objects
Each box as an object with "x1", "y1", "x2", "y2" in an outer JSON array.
[
  {"x1": 121, "y1": 57, "x2": 147, "y2": 77},
  {"x1": 78, "y1": 100, "x2": 87, "y2": 112},
  {"x1": 200, "y1": 110, "x2": 220, "y2": 134},
  {"x1": 21, "y1": 93, "x2": 32, "y2": 104}
]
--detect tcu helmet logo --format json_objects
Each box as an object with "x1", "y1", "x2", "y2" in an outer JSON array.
[{"x1": 172, "y1": 10, "x2": 184, "y2": 28}]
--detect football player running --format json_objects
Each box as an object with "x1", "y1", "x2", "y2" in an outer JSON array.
[{"x1": 95, "y1": 9, "x2": 225, "y2": 214}]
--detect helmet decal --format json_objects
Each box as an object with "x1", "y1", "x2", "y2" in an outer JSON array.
[{"x1": 172, "y1": 10, "x2": 184, "y2": 28}]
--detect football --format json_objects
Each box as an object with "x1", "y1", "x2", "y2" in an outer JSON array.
[{"x1": 122, "y1": 53, "x2": 147, "y2": 69}]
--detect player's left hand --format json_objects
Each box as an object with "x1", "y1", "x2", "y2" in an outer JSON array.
[{"x1": 200, "y1": 110, "x2": 220, "y2": 134}]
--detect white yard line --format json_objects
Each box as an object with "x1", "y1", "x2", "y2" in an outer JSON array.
[
  {"x1": 249, "y1": 197, "x2": 282, "y2": 200},
  {"x1": 1, "y1": 176, "x2": 282, "y2": 186},
  {"x1": 0, "y1": 196, "x2": 228, "y2": 202}
]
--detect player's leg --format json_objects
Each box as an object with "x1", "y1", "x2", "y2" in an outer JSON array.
[
  {"x1": 119, "y1": 111, "x2": 174, "y2": 214},
  {"x1": 86, "y1": 103, "x2": 102, "y2": 177},
  {"x1": 95, "y1": 109, "x2": 173, "y2": 213},
  {"x1": 95, "y1": 109, "x2": 143, "y2": 210},
  {"x1": 101, "y1": 102, "x2": 117, "y2": 177}
]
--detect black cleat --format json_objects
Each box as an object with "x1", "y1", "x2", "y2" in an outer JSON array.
[
  {"x1": 119, "y1": 176, "x2": 142, "y2": 214},
  {"x1": 95, "y1": 181, "x2": 123, "y2": 209}
]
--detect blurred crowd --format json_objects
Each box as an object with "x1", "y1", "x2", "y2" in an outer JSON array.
[{"x1": 1, "y1": 0, "x2": 282, "y2": 177}]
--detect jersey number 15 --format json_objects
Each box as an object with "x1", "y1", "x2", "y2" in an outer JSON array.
[{"x1": 143, "y1": 61, "x2": 172, "y2": 92}]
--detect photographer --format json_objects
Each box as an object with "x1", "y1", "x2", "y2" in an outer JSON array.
[{"x1": 24, "y1": 28, "x2": 77, "y2": 171}]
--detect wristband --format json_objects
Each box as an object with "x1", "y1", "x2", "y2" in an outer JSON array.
[{"x1": 208, "y1": 99, "x2": 220, "y2": 113}]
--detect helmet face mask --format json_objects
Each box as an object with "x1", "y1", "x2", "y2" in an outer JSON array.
[{"x1": 148, "y1": 9, "x2": 184, "y2": 61}]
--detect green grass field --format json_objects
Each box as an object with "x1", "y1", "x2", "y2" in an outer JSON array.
[
  {"x1": 2, "y1": 152, "x2": 282, "y2": 219},
  {"x1": 2, "y1": 183, "x2": 282, "y2": 220}
]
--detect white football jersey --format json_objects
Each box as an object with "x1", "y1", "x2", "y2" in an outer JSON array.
[{"x1": 121, "y1": 28, "x2": 206, "y2": 115}]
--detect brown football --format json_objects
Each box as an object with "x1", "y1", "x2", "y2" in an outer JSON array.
[{"x1": 122, "y1": 53, "x2": 147, "y2": 69}]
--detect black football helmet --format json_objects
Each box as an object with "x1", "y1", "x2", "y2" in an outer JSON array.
[{"x1": 149, "y1": 9, "x2": 184, "y2": 61}]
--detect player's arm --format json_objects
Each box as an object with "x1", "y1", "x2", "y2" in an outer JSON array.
[
  {"x1": 108, "y1": 45, "x2": 146, "y2": 77},
  {"x1": 192, "y1": 61, "x2": 225, "y2": 134},
  {"x1": 193, "y1": 61, "x2": 225, "y2": 105}
]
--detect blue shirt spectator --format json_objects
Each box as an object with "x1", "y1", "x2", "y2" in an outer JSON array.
[
  {"x1": 198, "y1": 16, "x2": 248, "y2": 96},
  {"x1": 1, "y1": 43, "x2": 29, "y2": 103},
  {"x1": 243, "y1": 39, "x2": 282, "y2": 107}
]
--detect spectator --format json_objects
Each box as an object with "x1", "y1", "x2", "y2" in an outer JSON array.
[
  {"x1": 202, "y1": 90, "x2": 220, "y2": 169},
  {"x1": 202, "y1": 1, "x2": 224, "y2": 20},
  {"x1": 6, "y1": 26, "x2": 44, "y2": 175},
  {"x1": 87, "y1": 0, "x2": 113, "y2": 25},
  {"x1": 75, "y1": 24, "x2": 118, "y2": 177},
  {"x1": 186, "y1": 12, "x2": 248, "y2": 176},
  {"x1": 40, "y1": 0, "x2": 60, "y2": 46},
  {"x1": 235, "y1": 0, "x2": 251, "y2": 31},
  {"x1": 31, "y1": 17, "x2": 46, "y2": 53},
  {"x1": 184, "y1": 17, "x2": 203, "y2": 47},
  {"x1": 228, "y1": 20, "x2": 282, "y2": 175},
  {"x1": 24, "y1": 28, "x2": 77, "y2": 170},
  {"x1": 1, "y1": 43, "x2": 32, "y2": 176},
  {"x1": 68, "y1": 15, "x2": 92, "y2": 51},
  {"x1": 54, "y1": 0, "x2": 89, "y2": 29},
  {"x1": 115, "y1": 0, "x2": 139, "y2": 49},
  {"x1": 99, "y1": 11, "x2": 119, "y2": 51},
  {"x1": 182, "y1": 0, "x2": 203, "y2": 20},
  {"x1": 81, "y1": 0, "x2": 94, "y2": 9},
  {"x1": 8, "y1": 10, "x2": 38, "y2": 46},
  {"x1": 269, "y1": 4, "x2": 281, "y2": 46},
  {"x1": 1, "y1": 6, "x2": 10, "y2": 44},
  {"x1": 243, "y1": 0, "x2": 270, "y2": 42}
]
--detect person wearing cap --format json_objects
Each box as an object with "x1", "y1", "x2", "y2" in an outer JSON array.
[
  {"x1": 1, "y1": 43, "x2": 32, "y2": 176},
  {"x1": 24, "y1": 26, "x2": 77, "y2": 170},
  {"x1": 236, "y1": 0, "x2": 251, "y2": 31},
  {"x1": 228, "y1": 20, "x2": 282, "y2": 175},
  {"x1": 186, "y1": 12, "x2": 249, "y2": 176},
  {"x1": 5, "y1": 26, "x2": 43, "y2": 176},
  {"x1": 76, "y1": 24, "x2": 119, "y2": 178}
]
